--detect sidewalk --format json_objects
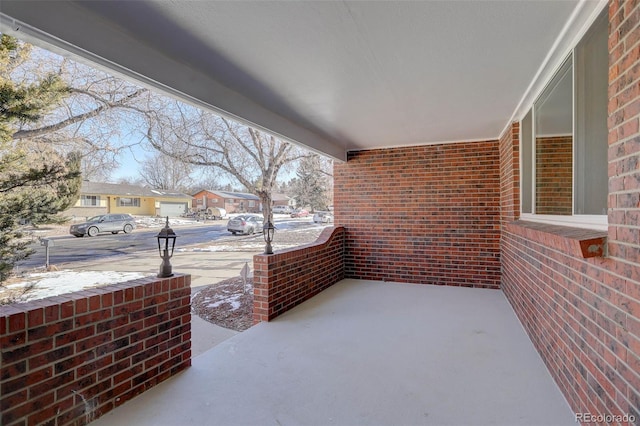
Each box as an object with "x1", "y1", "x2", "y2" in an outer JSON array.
[{"x1": 63, "y1": 249, "x2": 256, "y2": 357}]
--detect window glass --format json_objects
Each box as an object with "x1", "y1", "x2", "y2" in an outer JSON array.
[
  {"x1": 534, "y1": 57, "x2": 573, "y2": 215},
  {"x1": 574, "y1": 11, "x2": 608, "y2": 215},
  {"x1": 81, "y1": 195, "x2": 100, "y2": 206},
  {"x1": 521, "y1": 110, "x2": 533, "y2": 214},
  {"x1": 118, "y1": 197, "x2": 140, "y2": 207},
  {"x1": 522, "y1": 8, "x2": 608, "y2": 222}
]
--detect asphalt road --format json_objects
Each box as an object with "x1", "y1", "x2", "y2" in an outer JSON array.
[
  {"x1": 18, "y1": 223, "x2": 248, "y2": 268},
  {"x1": 16, "y1": 217, "x2": 318, "y2": 269}
]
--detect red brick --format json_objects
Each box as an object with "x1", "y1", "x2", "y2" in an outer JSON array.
[
  {"x1": 2, "y1": 390, "x2": 54, "y2": 425},
  {"x1": 27, "y1": 319, "x2": 74, "y2": 342},
  {"x1": 60, "y1": 301, "x2": 74, "y2": 319},
  {"x1": 27, "y1": 308, "x2": 44, "y2": 328},
  {"x1": 8, "y1": 312, "x2": 25, "y2": 334},
  {"x1": 0, "y1": 276, "x2": 191, "y2": 426},
  {"x1": 43, "y1": 305, "x2": 59, "y2": 322}
]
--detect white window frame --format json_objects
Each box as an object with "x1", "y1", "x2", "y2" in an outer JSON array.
[
  {"x1": 520, "y1": 9, "x2": 608, "y2": 232},
  {"x1": 118, "y1": 197, "x2": 141, "y2": 207},
  {"x1": 80, "y1": 195, "x2": 100, "y2": 207}
]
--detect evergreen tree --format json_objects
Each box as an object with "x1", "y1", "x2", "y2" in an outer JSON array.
[
  {"x1": 0, "y1": 35, "x2": 81, "y2": 282},
  {"x1": 291, "y1": 154, "x2": 331, "y2": 212}
]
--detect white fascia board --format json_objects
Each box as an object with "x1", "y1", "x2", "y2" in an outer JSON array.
[
  {"x1": 503, "y1": 0, "x2": 608, "y2": 132},
  {"x1": 0, "y1": 5, "x2": 346, "y2": 161}
]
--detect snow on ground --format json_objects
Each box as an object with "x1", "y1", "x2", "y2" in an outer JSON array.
[
  {"x1": 177, "y1": 241, "x2": 305, "y2": 252},
  {"x1": 135, "y1": 216, "x2": 202, "y2": 228},
  {"x1": 2, "y1": 270, "x2": 149, "y2": 303},
  {"x1": 204, "y1": 292, "x2": 243, "y2": 311},
  {"x1": 3, "y1": 219, "x2": 328, "y2": 304}
]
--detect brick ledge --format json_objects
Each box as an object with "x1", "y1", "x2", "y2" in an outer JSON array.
[{"x1": 505, "y1": 220, "x2": 607, "y2": 258}]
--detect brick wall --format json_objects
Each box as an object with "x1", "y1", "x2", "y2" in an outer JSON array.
[
  {"x1": 0, "y1": 275, "x2": 192, "y2": 425},
  {"x1": 535, "y1": 135, "x2": 573, "y2": 215},
  {"x1": 333, "y1": 141, "x2": 501, "y2": 289},
  {"x1": 499, "y1": 122, "x2": 520, "y2": 224},
  {"x1": 253, "y1": 227, "x2": 345, "y2": 322},
  {"x1": 500, "y1": 1, "x2": 640, "y2": 419}
]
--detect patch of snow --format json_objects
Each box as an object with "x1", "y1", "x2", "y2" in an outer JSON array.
[
  {"x1": 135, "y1": 217, "x2": 200, "y2": 228},
  {"x1": 206, "y1": 293, "x2": 242, "y2": 311},
  {"x1": 5, "y1": 270, "x2": 149, "y2": 302}
]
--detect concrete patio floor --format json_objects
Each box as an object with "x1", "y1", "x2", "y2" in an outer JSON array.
[{"x1": 91, "y1": 279, "x2": 575, "y2": 426}]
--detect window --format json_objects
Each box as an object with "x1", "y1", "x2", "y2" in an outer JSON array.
[
  {"x1": 118, "y1": 197, "x2": 140, "y2": 207},
  {"x1": 80, "y1": 195, "x2": 100, "y2": 206},
  {"x1": 521, "y1": 10, "x2": 608, "y2": 229},
  {"x1": 249, "y1": 200, "x2": 255, "y2": 208}
]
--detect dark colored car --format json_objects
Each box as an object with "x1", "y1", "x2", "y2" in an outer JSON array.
[
  {"x1": 69, "y1": 214, "x2": 136, "y2": 237},
  {"x1": 227, "y1": 215, "x2": 264, "y2": 235}
]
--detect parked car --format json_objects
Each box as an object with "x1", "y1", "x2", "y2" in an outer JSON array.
[
  {"x1": 290, "y1": 209, "x2": 309, "y2": 218},
  {"x1": 227, "y1": 215, "x2": 264, "y2": 235},
  {"x1": 69, "y1": 214, "x2": 136, "y2": 237},
  {"x1": 313, "y1": 211, "x2": 333, "y2": 224},
  {"x1": 202, "y1": 207, "x2": 227, "y2": 220},
  {"x1": 272, "y1": 205, "x2": 293, "y2": 214}
]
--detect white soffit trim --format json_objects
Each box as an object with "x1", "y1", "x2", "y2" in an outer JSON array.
[
  {"x1": 0, "y1": 10, "x2": 347, "y2": 162},
  {"x1": 345, "y1": 136, "x2": 500, "y2": 154},
  {"x1": 506, "y1": 0, "x2": 608, "y2": 130}
]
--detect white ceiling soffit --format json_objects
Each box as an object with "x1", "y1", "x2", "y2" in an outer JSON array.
[{"x1": 0, "y1": 1, "x2": 603, "y2": 160}]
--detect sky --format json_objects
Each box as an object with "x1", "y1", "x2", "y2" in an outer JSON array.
[{"x1": 20, "y1": 36, "x2": 307, "y2": 189}]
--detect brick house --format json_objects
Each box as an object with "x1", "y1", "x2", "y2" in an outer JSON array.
[
  {"x1": 2, "y1": 1, "x2": 640, "y2": 424},
  {"x1": 271, "y1": 193, "x2": 294, "y2": 209},
  {"x1": 191, "y1": 189, "x2": 261, "y2": 214},
  {"x1": 192, "y1": 190, "x2": 293, "y2": 214}
]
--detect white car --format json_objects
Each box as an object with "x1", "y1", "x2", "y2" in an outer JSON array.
[
  {"x1": 313, "y1": 211, "x2": 333, "y2": 224},
  {"x1": 227, "y1": 215, "x2": 264, "y2": 235},
  {"x1": 272, "y1": 205, "x2": 293, "y2": 214}
]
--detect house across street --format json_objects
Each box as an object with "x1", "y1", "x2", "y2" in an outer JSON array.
[{"x1": 65, "y1": 181, "x2": 193, "y2": 219}]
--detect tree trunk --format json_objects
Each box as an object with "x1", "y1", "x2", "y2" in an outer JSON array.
[{"x1": 257, "y1": 190, "x2": 272, "y2": 224}]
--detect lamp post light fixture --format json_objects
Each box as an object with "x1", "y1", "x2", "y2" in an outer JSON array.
[
  {"x1": 157, "y1": 216, "x2": 178, "y2": 278},
  {"x1": 263, "y1": 220, "x2": 275, "y2": 254}
]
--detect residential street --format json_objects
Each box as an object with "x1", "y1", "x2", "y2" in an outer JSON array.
[{"x1": 16, "y1": 215, "x2": 328, "y2": 270}]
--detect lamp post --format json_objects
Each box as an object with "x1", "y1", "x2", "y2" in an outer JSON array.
[
  {"x1": 263, "y1": 220, "x2": 275, "y2": 254},
  {"x1": 156, "y1": 216, "x2": 178, "y2": 278}
]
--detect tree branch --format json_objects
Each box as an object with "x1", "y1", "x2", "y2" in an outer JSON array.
[{"x1": 12, "y1": 88, "x2": 148, "y2": 140}]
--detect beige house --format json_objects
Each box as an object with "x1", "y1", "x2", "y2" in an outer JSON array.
[{"x1": 65, "y1": 181, "x2": 193, "y2": 219}]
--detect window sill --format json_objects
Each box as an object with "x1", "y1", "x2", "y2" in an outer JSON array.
[
  {"x1": 506, "y1": 220, "x2": 607, "y2": 259},
  {"x1": 519, "y1": 214, "x2": 608, "y2": 231}
]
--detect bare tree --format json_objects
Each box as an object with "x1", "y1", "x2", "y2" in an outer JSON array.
[
  {"x1": 138, "y1": 152, "x2": 194, "y2": 191},
  {"x1": 114, "y1": 176, "x2": 145, "y2": 186},
  {"x1": 145, "y1": 100, "x2": 305, "y2": 220},
  {"x1": 6, "y1": 37, "x2": 310, "y2": 222},
  {"x1": 6, "y1": 38, "x2": 154, "y2": 180}
]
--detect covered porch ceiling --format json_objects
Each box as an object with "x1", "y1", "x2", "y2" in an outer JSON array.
[{"x1": 0, "y1": 1, "x2": 606, "y2": 161}]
